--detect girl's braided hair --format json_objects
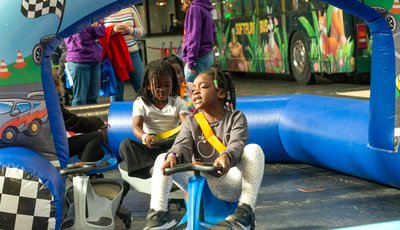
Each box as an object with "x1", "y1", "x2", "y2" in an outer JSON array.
[
  {"x1": 137, "y1": 59, "x2": 180, "y2": 105},
  {"x1": 163, "y1": 54, "x2": 184, "y2": 72},
  {"x1": 203, "y1": 67, "x2": 236, "y2": 110}
]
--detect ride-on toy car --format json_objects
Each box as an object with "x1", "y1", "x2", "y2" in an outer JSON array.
[{"x1": 165, "y1": 162, "x2": 238, "y2": 230}]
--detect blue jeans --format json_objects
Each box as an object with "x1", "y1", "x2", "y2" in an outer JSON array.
[
  {"x1": 184, "y1": 51, "x2": 214, "y2": 82},
  {"x1": 68, "y1": 61, "x2": 100, "y2": 106},
  {"x1": 110, "y1": 51, "x2": 144, "y2": 102}
]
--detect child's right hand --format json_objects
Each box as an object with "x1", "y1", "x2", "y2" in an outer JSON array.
[
  {"x1": 214, "y1": 153, "x2": 231, "y2": 175},
  {"x1": 161, "y1": 153, "x2": 177, "y2": 175}
]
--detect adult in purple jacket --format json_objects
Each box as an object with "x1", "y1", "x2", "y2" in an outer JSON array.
[
  {"x1": 64, "y1": 21, "x2": 105, "y2": 106},
  {"x1": 181, "y1": 0, "x2": 215, "y2": 82}
]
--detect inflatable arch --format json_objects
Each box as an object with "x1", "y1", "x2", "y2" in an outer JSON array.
[
  {"x1": 236, "y1": 0, "x2": 399, "y2": 189},
  {"x1": 0, "y1": 0, "x2": 140, "y2": 228},
  {"x1": 107, "y1": 0, "x2": 400, "y2": 190}
]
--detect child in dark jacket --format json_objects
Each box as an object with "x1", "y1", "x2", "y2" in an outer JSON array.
[
  {"x1": 62, "y1": 105, "x2": 106, "y2": 162},
  {"x1": 54, "y1": 73, "x2": 107, "y2": 162}
]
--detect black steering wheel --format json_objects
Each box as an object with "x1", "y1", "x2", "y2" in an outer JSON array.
[
  {"x1": 165, "y1": 162, "x2": 223, "y2": 176},
  {"x1": 60, "y1": 162, "x2": 96, "y2": 176}
]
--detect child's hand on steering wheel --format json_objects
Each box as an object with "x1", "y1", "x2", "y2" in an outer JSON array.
[
  {"x1": 214, "y1": 153, "x2": 231, "y2": 175},
  {"x1": 161, "y1": 153, "x2": 177, "y2": 175}
]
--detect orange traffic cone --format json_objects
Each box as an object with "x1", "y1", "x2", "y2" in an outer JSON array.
[
  {"x1": 13, "y1": 50, "x2": 27, "y2": 68},
  {"x1": 0, "y1": 59, "x2": 11, "y2": 78},
  {"x1": 391, "y1": 0, "x2": 400, "y2": 14}
]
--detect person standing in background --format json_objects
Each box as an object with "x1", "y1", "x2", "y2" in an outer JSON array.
[
  {"x1": 104, "y1": 5, "x2": 145, "y2": 101},
  {"x1": 51, "y1": 41, "x2": 73, "y2": 106},
  {"x1": 181, "y1": 0, "x2": 215, "y2": 82},
  {"x1": 64, "y1": 21, "x2": 105, "y2": 106}
]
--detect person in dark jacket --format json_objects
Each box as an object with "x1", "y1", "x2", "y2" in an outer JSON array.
[
  {"x1": 54, "y1": 73, "x2": 107, "y2": 162},
  {"x1": 62, "y1": 105, "x2": 107, "y2": 162}
]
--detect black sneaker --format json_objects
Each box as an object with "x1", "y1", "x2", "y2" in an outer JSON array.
[
  {"x1": 144, "y1": 209, "x2": 177, "y2": 230},
  {"x1": 224, "y1": 203, "x2": 255, "y2": 230}
]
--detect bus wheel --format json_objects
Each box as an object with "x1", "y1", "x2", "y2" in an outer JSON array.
[{"x1": 290, "y1": 31, "x2": 315, "y2": 85}]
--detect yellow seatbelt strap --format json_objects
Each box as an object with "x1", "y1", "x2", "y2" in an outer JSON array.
[
  {"x1": 194, "y1": 112, "x2": 226, "y2": 154},
  {"x1": 142, "y1": 125, "x2": 181, "y2": 144}
]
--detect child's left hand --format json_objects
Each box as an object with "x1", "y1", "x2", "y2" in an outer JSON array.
[
  {"x1": 214, "y1": 153, "x2": 231, "y2": 175},
  {"x1": 144, "y1": 135, "x2": 157, "y2": 149}
]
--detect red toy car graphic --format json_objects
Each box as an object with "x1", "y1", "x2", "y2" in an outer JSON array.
[{"x1": 0, "y1": 91, "x2": 48, "y2": 144}]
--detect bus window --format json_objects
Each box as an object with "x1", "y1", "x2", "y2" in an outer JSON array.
[
  {"x1": 259, "y1": 0, "x2": 268, "y2": 15},
  {"x1": 222, "y1": 0, "x2": 232, "y2": 19},
  {"x1": 259, "y1": 0, "x2": 281, "y2": 15},
  {"x1": 223, "y1": 0, "x2": 243, "y2": 19},
  {"x1": 244, "y1": 0, "x2": 255, "y2": 17},
  {"x1": 297, "y1": 0, "x2": 311, "y2": 11},
  {"x1": 212, "y1": 0, "x2": 222, "y2": 20},
  {"x1": 232, "y1": 0, "x2": 244, "y2": 18},
  {"x1": 314, "y1": 0, "x2": 329, "y2": 10}
]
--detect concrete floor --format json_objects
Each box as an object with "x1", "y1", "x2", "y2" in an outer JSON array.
[
  {"x1": 71, "y1": 75, "x2": 400, "y2": 230},
  {"x1": 109, "y1": 163, "x2": 400, "y2": 230}
]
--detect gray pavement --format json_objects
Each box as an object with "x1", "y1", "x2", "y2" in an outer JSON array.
[
  {"x1": 79, "y1": 76, "x2": 397, "y2": 230},
  {"x1": 110, "y1": 163, "x2": 400, "y2": 230},
  {"x1": 97, "y1": 75, "x2": 370, "y2": 105}
]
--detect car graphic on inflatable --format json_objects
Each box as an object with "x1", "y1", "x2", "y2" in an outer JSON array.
[
  {"x1": 0, "y1": 91, "x2": 48, "y2": 144},
  {"x1": 32, "y1": 34, "x2": 55, "y2": 65}
]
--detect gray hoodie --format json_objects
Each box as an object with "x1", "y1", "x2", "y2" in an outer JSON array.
[{"x1": 169, "y1": 110, "x2": 248, "y2": 167}]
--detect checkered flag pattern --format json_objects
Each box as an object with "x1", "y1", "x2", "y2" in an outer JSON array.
[
  {"x1": 21, "y1": 0, "x2": 65, "y2": 19},
  {"x1": 0, "y1": 167, "x2": 56, "y2": 230}
]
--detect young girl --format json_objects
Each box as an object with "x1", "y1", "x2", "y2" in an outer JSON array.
[
  {"x1": 144, "y1": 68, "x2": 265, "y2": 230},
  {"x1": 163, "y1": 54, "x2": 195, "y2": 113},
  {"x1": 181, "y1": 0, "x2": 215, "y2": 82},
  {"x1": 119, "y1": 59, "x2": 189, "y2": 179}
]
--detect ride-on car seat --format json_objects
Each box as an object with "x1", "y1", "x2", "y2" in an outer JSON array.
[
  {"x1": 60, "y1": 162, "x2": 123, "y2": 230},
  {"x1": 66, "y1": 104, "x2": 133, "y2": 228}
]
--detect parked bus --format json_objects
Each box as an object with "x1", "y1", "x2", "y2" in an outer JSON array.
[{"x1": 212, "y1": 0, "x2": 372, "y2": 85}]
